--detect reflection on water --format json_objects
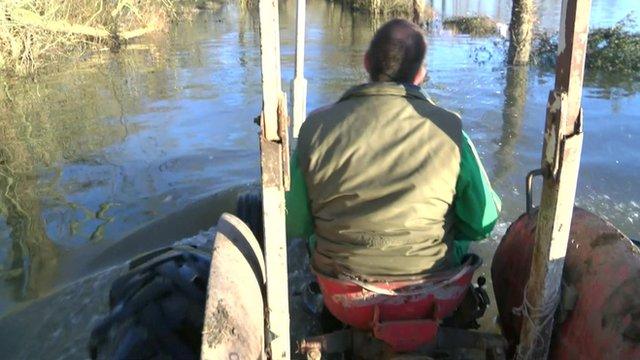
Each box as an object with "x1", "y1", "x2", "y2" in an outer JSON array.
[
  {"x1": 0, "y1": 6, "x2": 263, "y2": 309},
  {"x1": 494, "y1": 65, "x2": 529, "y2": 181},
  {"x1": 0, "y1": 0, "x2": 638, "y2": 352},
  {"x1": 0, "y1": 165, "x2": 59, "y2": 301},
  {"x1": 0, "y1": 68, "x2": 133, "y2": 300}
]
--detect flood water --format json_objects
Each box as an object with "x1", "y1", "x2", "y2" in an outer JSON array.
[
  {"x1": 431, "y1": 0, "x2": 639, "y2": 29},
  {"x1": 0, "y1": 0, "x2": 639, "y2": 357}
]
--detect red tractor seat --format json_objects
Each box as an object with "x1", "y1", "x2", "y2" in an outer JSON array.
[{"x1": 315, "y1": 254, "x2": 482, "y2": 352}]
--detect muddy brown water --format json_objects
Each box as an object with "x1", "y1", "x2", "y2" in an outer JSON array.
[{"x1": 0, "y1": 0, "x2": 639, "y2": 358}]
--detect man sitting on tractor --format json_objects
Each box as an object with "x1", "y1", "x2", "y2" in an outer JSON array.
[{"x1": 286, "y1": 18, "x2": 500, "y2": 281}]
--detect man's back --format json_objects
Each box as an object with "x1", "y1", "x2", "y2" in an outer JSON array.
[
  {"x1": 297, "y1": 82, "x2": 463, "y2": 278},
  {"x1": 286, "y1": 19, "x2": 499, "y2": 281}
]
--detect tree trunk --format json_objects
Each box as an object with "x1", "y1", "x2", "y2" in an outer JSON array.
[{"x1": 507, "y1": 0, "x2": 535, "y2": 65}]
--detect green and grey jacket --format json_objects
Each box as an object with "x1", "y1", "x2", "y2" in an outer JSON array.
[{"x1": 286, "y1": 82, "x2": 500, "y2": 279}]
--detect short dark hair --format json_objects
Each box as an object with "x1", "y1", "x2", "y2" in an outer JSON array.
[{"x1": 366, "y1": 19, "x2": 426, "y2": 83}]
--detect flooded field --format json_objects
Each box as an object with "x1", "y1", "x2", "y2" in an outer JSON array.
[{"x1": 0, "y1": 0, "x2": 639, "y2": 357}]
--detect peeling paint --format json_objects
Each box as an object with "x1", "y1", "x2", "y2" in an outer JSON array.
[
  {"x1": 331, "y1": 284, "x2": 467, "y2": 307},
  {"x1": 544, "y1": 127, "x2": 557, "y2": 164}
]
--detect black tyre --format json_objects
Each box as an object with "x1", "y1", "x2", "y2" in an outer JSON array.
[
  {"x1": 236, "y1": 191, "x2": 264, "y2": 246},
  {"x1": 89, "y1": 245, "x2": 211, "y2": 360}
]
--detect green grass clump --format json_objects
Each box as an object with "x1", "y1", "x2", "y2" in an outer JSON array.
[
  {"x1": 443, "y1": 16, "x2": 498, "y2": 36},
  {"x1": 532, "y1": 15, "x2": 640, "y2": 75},
  {"x1": 587, "y1": 18, "x2": 640, "y2": 74}
]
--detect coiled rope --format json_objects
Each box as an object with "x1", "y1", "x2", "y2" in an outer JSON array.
[{"x1": 512, "y1": 280, "x2": 561, "y2": 360}]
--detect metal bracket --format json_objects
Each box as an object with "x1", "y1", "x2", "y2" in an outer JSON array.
[
  {"x1": 526, "y1": 104, "x2": 583, "y2": 215},
  {"x1": 543, "y1": 91, "x2": 584, "y2": 182},
  {"x1": 543, "y1": 91, "x2": 567, "y2": 180},
  {"x1": 526, "y1": 169, "x2": 543, "y2": 215}
]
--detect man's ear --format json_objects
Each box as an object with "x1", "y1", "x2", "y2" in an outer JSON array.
[
  {"x1": 364, "y1": 51, "x2": 372, "y2": 75},
  {"x1": 413, "y1": 65, "x2": 427, "y2": 86}
]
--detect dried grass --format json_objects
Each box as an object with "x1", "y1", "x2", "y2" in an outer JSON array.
[
  {"x1": 0, "y1": 0, "x2": 178, "y2": 76},
  {"x1": 334, "y1": 0, "x2": 414, "y2": 17}
]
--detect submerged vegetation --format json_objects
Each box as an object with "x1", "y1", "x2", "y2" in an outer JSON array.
[
  {"x1": 6, "y1": 0, "x2": 635, "y2": 79},
  {"x1": 532, "y1": 16, "x2": 640, "y2": 75},
  {"x1": 333, "y1": 0, "x2": 415, "y2": 16},
  {"x1": 437, "y1": 12, "x2": 639, "y2": 77},
  {"x1": 0, "y1": 0, "x2": 224, "y2": 76},
  {"x1": 443, "y1": 16, "x2": 499, "y2": 36},
  {"x1": 332, "y1": 0, "x2": 434, "y2": 24}
]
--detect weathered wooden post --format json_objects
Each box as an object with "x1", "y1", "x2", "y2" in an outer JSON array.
[
  {"x1": 516, "y1": 0, "x2": 591, "y2": 358},
  {"x1": 258, "y1": 0, "x2": 291, "y2": 358},
  {"x1": 291, "y1": 0, "x2": 307, "y2": 139},
  {"x1": 507, "y1": 0, "x2": 535, "y2": 65}
]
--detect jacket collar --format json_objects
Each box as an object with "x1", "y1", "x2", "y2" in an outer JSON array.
[{"x1": 338, "y1": 82, "x2": 431, "y2": 103}]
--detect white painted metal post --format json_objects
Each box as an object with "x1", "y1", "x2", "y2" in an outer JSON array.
[
  {"x1": 258, "y1": 0, "x2": 291, "y2": 359},
  {"x1": 291, "y1": 0, "x2": 307, "y2": 139}
]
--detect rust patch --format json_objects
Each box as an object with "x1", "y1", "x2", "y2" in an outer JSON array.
[
  {"x1": 260, "y1": 138, "x2": 283, "y2": 188},
  {"x1": 204, "y1": 299, "x2": 236, "y2": 347},
  {"x1": 591, "y1": 232, "x2": 621, "y2": 249},
  {"x1": 601, "y1": 274, "x2": 640, "y2": 344},
  {"x1": 624, "y1": 312, "x2": 640, "y2": 342}
]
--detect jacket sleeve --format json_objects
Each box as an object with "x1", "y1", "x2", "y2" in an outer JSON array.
[
  {"x1": 453, "y1": 131, "x2": 502, "y2": 241},
  {"x1": 285, "y1": 149, "x2": 314, "y2": 241}
]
